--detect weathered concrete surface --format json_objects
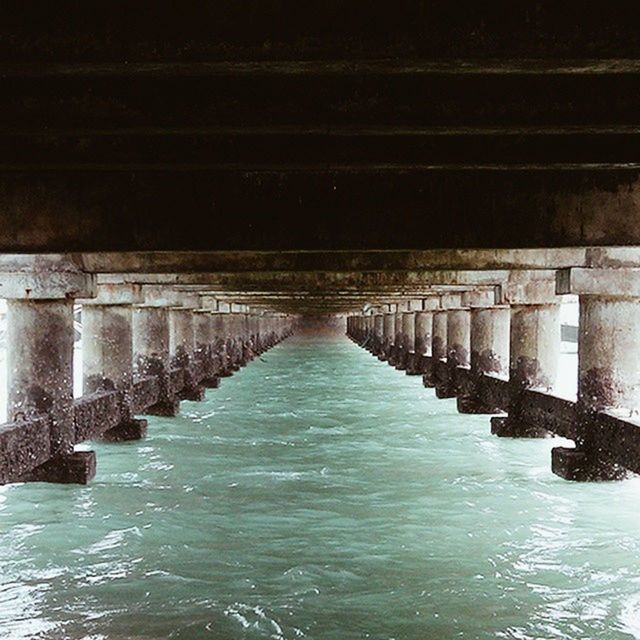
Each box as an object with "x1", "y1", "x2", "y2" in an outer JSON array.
[
  {"x1": 82, "y1": 304, "x2": 136, "y2": 418},
  {"x1": 19, "y1": 451, "x2": 97, "y2": 485},
  {"x1": 458, "y1": 306, "x2": 509, "y2": 414},
  {"x1": 7, "y1": 299, "x2": 75, "y2": 457},
  {"x1": 133, "y1": 305, "x2": 178, "y2": 417},
  {"x1": 0, "y1": 417, "x2": 51, "y2": 485},
  {"x1": 493, "y1": 303, "x2": 560, "y2": 438}
]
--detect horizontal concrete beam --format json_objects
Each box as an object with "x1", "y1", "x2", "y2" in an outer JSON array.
[
  {"x1": 557, "y1": 267, "x2": 640, "y2": 297},
  {"x1": 0, "y1": 170, "x2": 639, "y2": 251},
  {"x1": 102, "y1": 270, "x2": 511, "y2": 288},
  {"x1": 84, "y1": 248, "x2": 587, "y2": 274},
  {"x1": 3, "y1": 4, "x2": 640, "y2": 62}
]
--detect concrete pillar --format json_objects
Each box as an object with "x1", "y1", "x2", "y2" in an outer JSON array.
[
  {"x1": 470, "y1": 306, "x2": 510, "y2": 378},
  {"x1": 168, "y1": 306, "x2": 205, "y2": 401},
  {"x1": 3, "y1": 255, "x2": 97, "y2": 484},
  {"x1": 447, "y1": 308, "x2": 471, "y2": 368},
  {"x1": 210, "y1": 312, "x2": 231, "y2": 376},
  {"x1": 457, "y1": 305, "x2": 510, "y2": 414},
  {"x1": 435, "y1": 307, "x2": 471, "y2": 398},
  {"x1": 491, "y1": 303, "x2": 560, "y2": 438},
  {"x1": 133, "y1": 305, "x2": 179, "y2": 416},
  {"x1": 552, "y1": 266, "x2": 640, "y2": 480},
  {"x1": 82, "y1": 304, "x2": 147, "y2": 441},
  {"x1": 399, "y1": 311, "x2": 417, "y2": 372},
  {"x1": 194, "y1": 310, "x2": 218, "y2": 388},
  {"x1": 381, "y1": 312, "x2": 396, "y2": 362},
  {"x1": 7, "y1": 300, "x2": 75, "y2": 455},
  {"x1": 372, "y1": 313, "x2": 384, "y2": 355},
  {"x1": 414, "y1": 312, "x2": 432, "y2": 357},
  {"x1": 389, "y1": 310, "x2": 404, "y2": 366}
]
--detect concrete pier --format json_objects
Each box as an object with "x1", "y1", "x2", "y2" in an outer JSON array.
[
  {"x1": 133, "y1": 305, "x2": 179, "y2": 417},
  {"x1": 553, "y1": 267, "x2": 640, "y2": 480},
  {"x1": 432, "y1": 294, "x2": 463, "y2": 397},
  {"x1": 3, "y1": 256, "x2": 97, "y2": 483},
  {"x1": 397, "y1": 311, "x2": 416, "y2": 372},
  {"x1": 381, "y1": 312, "x2": 396, "y2": 362},
  {"x1": 169, "y1": 306, "x2": 204, "y2": 401},
  {"x1": 457, "y1": 290, "x2": 509, "y2": 414},
  {"x1": 491, "y1": 303, "x2": 560, "y2": 438},
  {"x1": 82, "y1": 304, "x2": 147, "y2": 441},
  {"x1": 372, "y1": 313, "x2": 384, "y2": 356},
  {"x1": 194, "y1": 310, "x2": 219, "y2": 388}
]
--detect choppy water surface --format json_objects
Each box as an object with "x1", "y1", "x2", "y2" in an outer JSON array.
[{"x1": 1, "y1": 336, "x2": 640, "y2": 640}]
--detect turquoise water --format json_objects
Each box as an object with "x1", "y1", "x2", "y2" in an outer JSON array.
[{"x1": 1, "y1": 336, "x2": 640, "y2": 640}]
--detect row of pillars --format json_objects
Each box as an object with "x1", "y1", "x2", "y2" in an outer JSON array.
[
  {"x1": 347, "y1": 278, "x2": 640, "y2": 481},
  {"x1": 5, "y1": 275, "x2": 294, "y2": 484}
]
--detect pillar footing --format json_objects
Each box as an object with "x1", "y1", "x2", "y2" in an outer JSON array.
[
  {"x1": 146, "y1": 398, "x2": 180, "y2": 417},
  {"x1": 435, "y1": 384, "x2": 456, "y2": 399},
  {"x1": 490, "y1": 416, "x2": 550, "y2": 438},
  {"x1": 457, "y1": 396, "x2": 501, "y2": 415},
  {"x1": 180, "y1": 385, "x2": 206, "y2": 402},
  {"x1": 100, "y1": 419, "x2": 147, "y2": 442},
  {"x1": 20, "y1": 451, "x2": 97, "y2": 485},
  {"x1": 551, "y1": 447, "x2": 628, "y2": 482}
]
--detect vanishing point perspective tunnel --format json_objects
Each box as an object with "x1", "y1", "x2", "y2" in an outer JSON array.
[{"x1": 5, "y1": 3, "x2": 640, "y2": 638}]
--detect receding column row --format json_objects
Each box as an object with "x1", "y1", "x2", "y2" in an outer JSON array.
[
  {"x1": 349, "y1": 269, "x2": 640, "y2": 482},
  {"x1": 1, "y1": 258, "x2": 294, "y2": 486},
  {"x1": 346, "y1": 282, "x2": 582, "y2": 479}
]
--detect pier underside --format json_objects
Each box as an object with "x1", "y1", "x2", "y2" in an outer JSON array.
[{"x1": 2, "y1": 3, "x2": 640, "y2": 484}]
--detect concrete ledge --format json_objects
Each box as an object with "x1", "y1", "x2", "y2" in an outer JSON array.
[
  {"x1": 518, "y1": 389, "x2": 577, "y2": 439},
  {"x1": 20, "y1": 451, "x2": 97, "y2": 485},
  {"x1": 0, "y1": 418, "x2": 51, "y2": 484},
  {"x1": 133, "y1": 376, "x2": 161, "y2": 413},
  {"x1": 100, "y1": 419, "x2": 148, "y2": 442},
  {"x1": 179, "y1": 385, "x2": 206, "y2": 402},
  {"x1": 490, "y1": 416, "x2": 550, "y2": 438},
  {"x1": 169, "y1": 367, "x2": 185, "y2": 395},
  {"x1": 73, "y1": 391, "x2": 122, "y2": 442},
  {"x1": 551, "y1": 446, "x2": 628, "y2": 482}
]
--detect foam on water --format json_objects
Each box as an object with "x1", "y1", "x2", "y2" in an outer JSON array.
[{"x1": 0, "y1": 336, "x2": 638, "y2": 639}]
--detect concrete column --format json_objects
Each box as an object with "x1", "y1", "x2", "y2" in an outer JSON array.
[
  {"x1": 210, "y1": 312, "x2": 231, "y2": 377},
  {"x1": 7, "y1": 300, "x2": 75, "y2": 455},
  {"x1": 470, "y1": 306, "x2": 510, "y2": 378},
  {"x1": 447, "y1": 308, "x2": 471, "y2": 368},
  {"x1": 82, "y1": 304, "x2": 147, "y2": 441},
  {"x1": 389, "y1": 310, "x2": 404, "y2": 366},
  {"x1": 399, "y1": 311, "x2": 416, "y2": 372},
  {"x1": 457, "y1": 305, "x2": 510, "y2": 414},
  {"x1": 381, "y1": 312, "x2": 396, "y2": 361},
  {"x1": 491, "y1": 303, "x2": 560, "y2": 437},
  {"x1": 414, "y1": 312, "x2": 432, "y2": 357},
  {"x1": 551, "y1": 266, "x2": 640, "y2": 480},
  {"x1": 3, "y1": 255, "x2": 96, "y2": 484},
  {"x1": 431, "y1": 310, "x2": 448, "y2": 363},
  {"x1": 194, "y1": 310, "x2": 219, "y2": 388},
  {"x1": 372, "y1": 313, "x2": 384, "y2": 355},
  {"x1": 133, "y1": 305, "x2": 179, "y2": 416},
  {"x1": 364, "y1": 314, "x2": 375, "y2": 351},
  {"x1": 435, "y1": 307, "x2": 471, "y2": 398},
  {"x1": 427, "y1": 309, "x2": 448, "y2": 388},
  {"x1": 171, "y1": 306, "x2": 205, "y2": 400}
]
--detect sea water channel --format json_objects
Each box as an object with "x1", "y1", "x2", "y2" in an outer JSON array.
[{"x1": 1, "y1": 335, "x2": 640, "y2": 639}]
